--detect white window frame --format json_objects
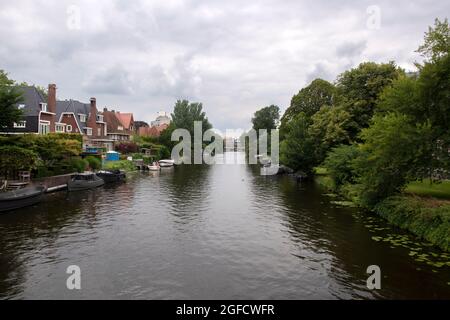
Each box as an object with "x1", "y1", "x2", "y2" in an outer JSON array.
[
  {"x1": 18, "y1": 104, "x2": 25, "y2": 110},
  {"x1": 13, "y1": 121, "x2": 27, "y2": 128},
  {"x1": 78, "y1": 114, "x2": 87, "y2": 122},
  {"x1": 40, "y1": 103, "x2": 48, "y2": 112},
  {"x1": 85, "y1": 127, "x2": 93, "y2": 136},
  {"x1": 97, "y1": 115, "x2": 104, "y2": 122},
  {"x1": 66, "y1": 125, "x2": 73, "y2": 132},
  {"x1": 55, "y1": 123, "x2": 65, "y2": 133},
  {"x1": 39, "y1": 120, "x2": 50, "y2": 135}
]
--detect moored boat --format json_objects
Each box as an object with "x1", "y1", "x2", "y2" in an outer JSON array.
[
  {"x1": 96, "y1": 170, "x2": 126, "y2": 183},
  {"x1": 159, "y1": 159, "x2": 175, "y2": 167},
  {"x1": 0, "y1": 185, "x2": 46, "y2": 213},
  {"x1": 68, "y1": 173, "x2": 105, "y2": 191},
  {"x1": 148, "y1": 162, "x2": 161, "y2": 171}
]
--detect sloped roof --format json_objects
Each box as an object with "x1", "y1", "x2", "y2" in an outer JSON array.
[
  {"x1": 138, "y1": 123, "x2": 169, "y2": 137},
  {"x1": 116, "y1": 112, "x2": 134, "y2": 129},
  {"x1": 56, "y1": 100, "x2": 90, "y2": 129},
  {"x1": 14, "y1": 86, "x2": 46, "y2": 117},
  {"x1": 103, "y1": 110, "x2": 126, "y2": 134}
]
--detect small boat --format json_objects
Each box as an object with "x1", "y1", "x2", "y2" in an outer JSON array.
[
  {"x1": 96, "y1": 170, "x2": 126, "y2": 183},
  {"x1": 148, "y1": 162, "x2": 161, "y2": 171},
  {"x1": 0, "y1": 185, "x2": 46, "y2": 212},
  {"x1": 68, "y1": 173, "x2": 105, "y2": 191},
  {"x1": 159, "y1": 159, "x2": 175, "y2": 167}
]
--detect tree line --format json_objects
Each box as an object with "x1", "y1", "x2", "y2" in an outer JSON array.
[{"x1": 252, "y1": 18, "x2": 450, "y2": 208}]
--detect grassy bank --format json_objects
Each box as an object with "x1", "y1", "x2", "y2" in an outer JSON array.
[
  {"x1": 405, "y1": 179, "x2": 450, "y2": 199},
  {"x1": 375, "y1": 196, "x2": 450, "y2": 251},
  {"x1": 103, "y1": 160, "x2": 137, "y2": 172},
  {"x1": 314, "y1": 168, "x2": 450, "y2": 252}
]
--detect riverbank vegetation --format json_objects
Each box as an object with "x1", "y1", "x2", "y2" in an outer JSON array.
[
  {"x1": 0, "y1": 134, "x2": 83, "y2": 178},
  {"x1": 278, "y1": 18, "x2": 450, "y2": 251}
]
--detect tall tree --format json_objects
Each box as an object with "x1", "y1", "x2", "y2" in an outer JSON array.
[
  {"x1": 417, "y1": 18, "x2": 450, "y2": 62},
  {"x1": 0, "y1": 71, "x2": 23, "y2": 131},
  {"x1": 280, "y1": 79, "x2": 335, "y2": 140},
  {"x1": 251, "y1": 105, "x2": 280, "y2": 132},
  {"x1": 171, "y1": 99, "x2": 212, "y2": 137},
  {"x1": 336, "y1": 62, "x2": 403, "y2": 138},
  {"x1": 280, "y1": 113, "x2": 317, "y2": 176}
]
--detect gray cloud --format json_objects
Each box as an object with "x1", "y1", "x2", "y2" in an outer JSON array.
[
  {"x1": 0, "y1": 0, "x2": 448, "y2": 130},
  {"x1": 336, "y1": 40, "x2": 367, "y2": 58}
]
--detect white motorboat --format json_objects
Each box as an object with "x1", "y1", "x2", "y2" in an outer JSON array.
[
  {"x1": 159, "y1": 159, "x2": 175, "y2": 167},
  {"x1": 148, "y1": 162, "x2": 161, "y2": 171}
]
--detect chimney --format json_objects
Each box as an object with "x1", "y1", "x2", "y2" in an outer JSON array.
[
  {"x1": 104, "y1": 107, "x2": 108, "y2": 112},
  {"x1": 47, "y1": 84, "x2": 56, "y2": 114},
  {"x1": 87, "y1": 97, "x2": 98, "y2": 136},
  {"x1": 90, "y1": 97, "x2": 96, "y2": 111}
]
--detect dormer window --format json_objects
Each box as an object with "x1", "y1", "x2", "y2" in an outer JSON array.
[
  {"x1": 118, "y1": 125, "x2": 124, "y2": 131},
  {"x1": 18, "y1": 104, "x2": 25, "y2": 110},
  {"x1": 79, "y1": 114, "x2": 87, "y2": 122},
  {"x1": 97, "y1": 115, "x2": 104, "y2": 122},
  {"x1": 40, "y1": 103, "x2": 48, "y2": 112}
]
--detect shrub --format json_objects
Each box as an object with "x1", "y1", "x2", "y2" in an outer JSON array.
[
  {"x1": 115, "y1": 142, "x2": 139, "y2": 154},
  {"x1": 323, "y1": 144, "x2": 360, "y2": 189},
  {"x1": 85, "y1": 156, "x2": 102, "y2": 171},
  {"x1": 0, "y1": 146, "x2": 38, "y2": 178},
  {"x1": 157, "y1": 145, "x2": 171, "y2": 160},
  {"x1": 70, "y1": 158, "x2": 88, "y2": 173}
]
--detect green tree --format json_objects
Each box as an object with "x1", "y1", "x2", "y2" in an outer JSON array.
[
  {"x1": 280, "y1": 79, "x2": 335, "y2": 139},
  {"x1": 323, "y1": 144, "x2": 360, "y2": 188},
  {"x1": 417, "y1": 18, "x2": 450, "y2": 62},
  {"x1": 280, "y1": 113, "x2": 317, "y2": 175},
  {"x1": 354, "y1": 113, "x2": 433, "y2": 206},
  {"x1": 0, "y1": 86, "x2": 24, "y2": 131},
  {"x1": 308, "y1": 105, "x2": 355, "y2": 162},
  {"x1": 336, "y1": 61, "x2": 403, "y2": 138},
  {"x1": 158, "y1": 122, "x2": 176, "y2": 149},
  {"x1": 171, "y1": 99, "x2": 212, "y2": 137},
  {"x1": 251, "y1": 105, "x2": 280, "y2": 132},
  {"x1": 0, "y1": 70, "x2": 14, "y2": 86}
]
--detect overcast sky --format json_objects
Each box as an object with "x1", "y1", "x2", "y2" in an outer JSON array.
[{"x1": 0, "y1": 0, "x2": 448, "y2": 131}]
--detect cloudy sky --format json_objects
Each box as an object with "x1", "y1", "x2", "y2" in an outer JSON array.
[{"x1": 0, "y1": 0, "x2": 448, "y2": 131}]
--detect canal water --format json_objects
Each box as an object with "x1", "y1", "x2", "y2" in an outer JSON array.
[{"x1": 0, "y1": 152, "x2": 449, "y2": 299}]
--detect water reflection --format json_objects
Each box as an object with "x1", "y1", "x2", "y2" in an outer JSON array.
[{"x1": 0, "y1": 154, "x2": 449, "y2": 299}]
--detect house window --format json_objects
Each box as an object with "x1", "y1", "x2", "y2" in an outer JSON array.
[
  {"x1": 97, "y1": 115, "x2": 104, "y2": 122},
  {"x1": 14, "y1": 121, "x2": 27, "y2": 128},
  {"x1": 18, "y1": 104, "x2": 25, "y2": 110},
  {"x1": 85, "y1": 128, "x2": 92, "y2": 136},
  {"x1": 39, "y1": 121, "x2": 50, "y2": 135},
  {"x1": 97, "y1": 127, "x2": 102, "y2": 136},
  {"x1": 40, "y1": 103, "x2": 48, "y2": 112},
  {"x1": 55, "y1": 124, "x2": 65, "y2": 133},
  {"x1": 79, "y1": 114, "x2": 87, "y2": 122},
  {"x1": 118, "y1": 126, "x2": 124, "y2": 131},
  {"x1": 66, "y1": 125, "x2": 73, "y2": 132}
]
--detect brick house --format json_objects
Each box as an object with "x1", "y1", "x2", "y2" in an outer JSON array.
[
  {"x1": 56, "y1": 97, "x2": 113, "y2": 151},
  {"x1": 102, "y1": 108, "x2": 133, "y2": 142}
]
